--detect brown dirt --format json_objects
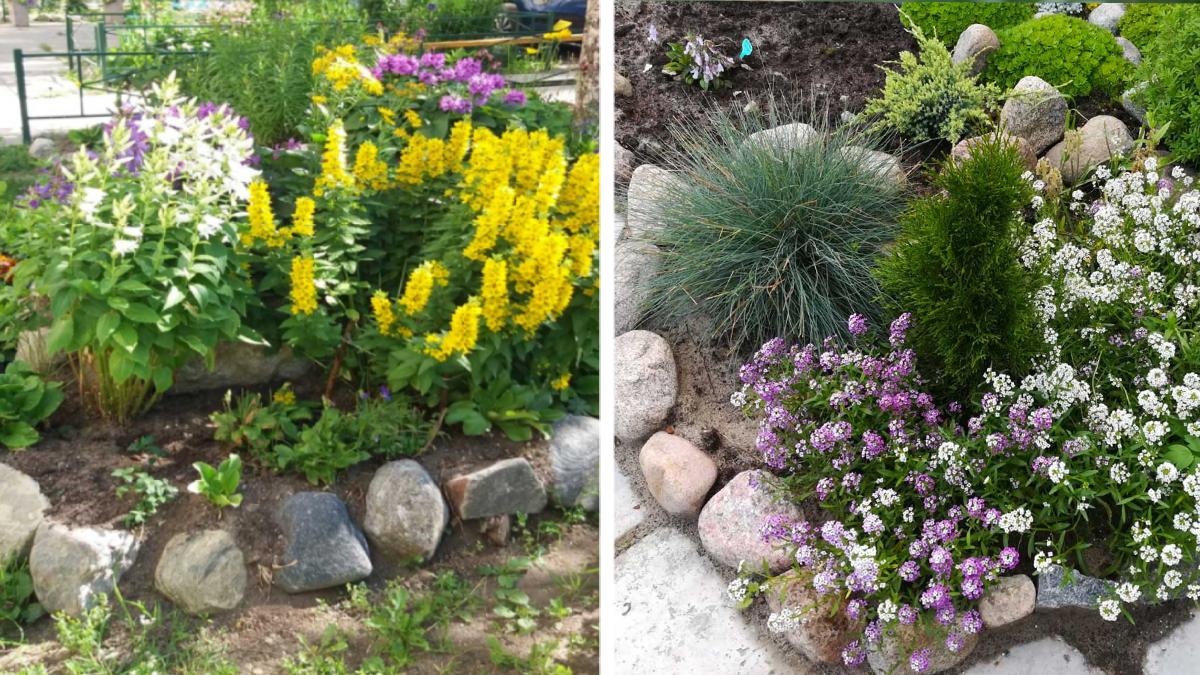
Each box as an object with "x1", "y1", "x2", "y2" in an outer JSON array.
[{"x1": 0, "y1": 374, "x2": 598, "y2": 674}]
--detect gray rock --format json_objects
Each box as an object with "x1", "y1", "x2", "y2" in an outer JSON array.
[
  {"x1": 1036, "y1": 563, "x2": 1114, "y2": 609},
  {"x1": 30, "y1": 522, "x2": 139, "y2": 616},
  {"x1": 868, "y1": 621, "x2": 978, "y2": 674},
  {"x1": 1116, "y1": 36, "x2": 1141, "y2": 65},
  {"x1": 840, "y1": 145, "x2": 905, "y2": 185},
  {"x1": 614, "y1": 72, "x2": 633, "y2": 98},
  {"x1": 766, "y1": 572, "x2": 862, "y2": 663},
  {"x1": 951, "y1": 132, "x2": 1037, "y2": 170},
  {"x1": 275, "y1": 493, "x2": 372, "y2": 593},
  {"x1": 639, "y1": 432, "x2": 717, "y2": 516},
  {"x1": 173, "y1": 341, "x2": 309, "y2": 394},
  {"x1": 614, "y1": 330, "x2": 677, "y2": 444},
  {"x1": 27, "y1": 138, "x2": 55, "y2": 161},
  {"x1": 614, "y1": 240, "x2": 659, "y2": 335},
  {"x1": 1088, "y1": 3, "x2": 1125, "y2": 32},
  {"x1": 979, "y1": 574, "x2": 1035, "y2": 628},
  {"x1": 548, "y1": 415, "x2": 599, "y2": 511},
  {"x1": 445, "y1": 458, "x2": 547, "y2": 520},
  {"x1": 1000, "y1": 76, "x2": 1067, "y2": 155},
  {"x1": 154, "y1": 530, "x2": 245, "y2": 615},
  {"x1": 626, "y1": 164, "x2": 684, "y2": 241},
  {"x1": 952, "y1": 24, "x2": 1000, "y2": 75},
  {"x1": 1123, "y1": 83, "x2": 1148, "y2": 126},
  {"x1": 1043, "y1": 115, "x2": 1134, "y2": 183},
  {"x1": 615, "y1": 143, "x2": 634, "y2": 191},
  {"x1": 363, "y1": 460, "x2": 448, "y2": 562},
  {"x1": 745, "y1": 122, "x2": 817, "y2": 156},
  {"x1": 0, "y1": 463, "x2": 49, "y2": 564},
  {"x1": 697, "y1": 470, "x2": 805, "y2": 573},
  {"x1": 614, "y1": 469, "x2": 645, "y2": 540}
]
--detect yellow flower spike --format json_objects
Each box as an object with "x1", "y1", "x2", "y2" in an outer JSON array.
[
  {"x1": 378, "y1": 107, "x2": 397, "y2": 126},
  {"x1": 292, "y1": 197, "x2": 316, "y2": 237},
  {"x1": 404, "y1": 109, "x2": 423, "y2": 128},
  {"x1": 444, "y1": 119, "x2": 472, "y2": 172},
  {"x1": 315, "y1": 120, "x2": 355, "y2": 196},
  {"x1": 551, "y1": 373, "x2": 571, "y2": 391},
  {"x1": 371, "y1": 290, "x2": 397, "y2": 336},
  {"x1": 353, "y1": 141, "x2": 390, "y2": 192},
  {"x1": 481, "y1": 258, "x2": 509, "y2": 332},
  {"x1": 426, "y1": 301, "x2": 482, "y2": 362},
  {"x1": 398, "y1": 261, "x2": 438, "y2": 315},
  {"x1": 289, "y1": 256, "x2": 318, "y2": 316},
  {"x1": 558, "y1": 153, "x2": 600, "y2": 235},
  {"x1": 247, "y1": 179, "x2": 277, "y2": 244},
  {"x1": 463, "y1": 186, "x2": 515, "y2": 261},
  {"x1": 567, "y1": 234, "x2": 596, "y2": 278}
]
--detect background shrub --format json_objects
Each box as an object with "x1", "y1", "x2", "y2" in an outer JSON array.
[
  {"x1": 1117, "y1": 3, "x2": 1170, "y2": 59},
  {"x1": 900, "y1": 2, "x2": 1035, "y2": 46},
  {"x1": 636, "y1": 102, "x2": 907, "y2": 352},
  {"x1": 864, "y1": 24, "x2": 999, "y2": 143},
  {"x1": 987, "y1": 15, "x2": 1131, "y2": 98},
  {"x1": 1136, "y1": 4, "x2": 1200, "y2": 165},
  {"x1": 875, "y1": 135, "x2": 1040, "y2": 400}
]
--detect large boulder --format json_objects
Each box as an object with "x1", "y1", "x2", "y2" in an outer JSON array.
[
  {"x1": 745, "y1": 123, "x2": 817, "y2": 156},
  {"x1": 30, "y1": 522, "x2": 139, "y2": 616},
  {"x1": 1000, "y1": 76, "x2": 1067, "y2": 155},
  {"x1": 614, "y1": 330, "x2": 677, "y2": 444},
  {"x1": 548, "y1": 416, "x2": 600, "y2": 511},
  {"x1": 697, "y1": 470, "x2": 805, "y2": 573},
  {"x1": 614, "y1": 240, "x2": 660, "y2": 335},
  {"x1": 867, "y1": 621, "x2": 978, "y2": 674},
  {"x1": 951, "y1": 132, "x2": 1037, "y2": 170},
  {"x1": 1043, "y1": 115, "x2": 1134, "y2": 183},
  {"x1": 276, "y1": 493, "x2": 372, "y2": 593},
  {"x1": 766, "y1": 572, "x2": 862, "y2": 663},
  {"x1": 173, "y1": 341, "x2": 310, "y2": 394},
  {"x1": 626, "y1": 164, "x2": 684, "y2": 241},
  {"x1": 979, "y1": 574, "x2": 1036, "y2": 628},
  {"x1": 154, "y1": 530, "x2": 245, "y2": 615},
  {"x1": 363, "y1": 460, "x2": 448, "y2": 562},
  {"x1": 951, "y1": 24, "x2": 1000, "y2": 75},
  {"x1": 638, "y1": 432, "x2": 717, "y2": 516},
  {"x1": 1088, "y1": 3, "x2": 1125, "y2": 32},
  {"x1": 445, "y1": 458, "x2": 548, "y2": 520},
  {"x1": 0, "y1": 463, "x2": 49, "y2": 564}
]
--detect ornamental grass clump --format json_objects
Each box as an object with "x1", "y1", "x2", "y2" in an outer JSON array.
[
  {"x1": 7, "y1": 75, "x2": 260, "y2": 422},
  {"x1": 865, "y1": 24, "x2": 999, "y2": 144},
  {"x1": 876, "y1": 133, "x2": 1041, "y2": 401},
  {"x1": 636, "y1": 103, "x2": 907, "y2": 352}
]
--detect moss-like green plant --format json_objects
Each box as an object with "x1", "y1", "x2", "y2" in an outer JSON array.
[
  {"x1": 900, "y1": 2, "x2": 1035, "y2": 46},
  {"x1": 1136, "y1": 4, "x2": 1200, "y2": 164},
  {"x1": 634, "y1": 101, "x2": 907, "y2": 351},
  {"x1": 986, "y1": 15, "x2": 1131, "y2": 98},
  {"x1": 875, "y1": 134, "x2": 1040, "y2": 400},
  {"x1": 865, "y1": 24, "x2": 999, "y2": 143},
  {"x1": 1117, "y1": 3, "x2": 1170, "y2": 59}
]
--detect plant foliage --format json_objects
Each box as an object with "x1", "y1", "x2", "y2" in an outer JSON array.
[
  {"x1": 188, "y1": 454, "x2": 244, "y2": 509},
  {"x1": 900, "y1": 1, "x2": 1035, "y2": 46},
  {"x1": 0, "y1": 360, "x2": 62, "y2": 450},
  {"x1": 987, "y1": 14, "x2": 1131, "y2": 99},
  {"x1": 1135, "y1": 4, "x2": 1200, "y2": 165}
]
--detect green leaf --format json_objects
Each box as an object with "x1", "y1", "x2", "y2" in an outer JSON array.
[
  {"x1": 95, "y1": 311, "x2": 121, "y2": 343},
  {"x1": 122, "y1": 303, "x2": 159, "y2": 324},
  {"x1": 163, "y1": 285, "x2": 186, "y2": 310},
  {"x1": 46, "y1": 316, "x2": 74, "y2": 355},
  {"x1": 1166, "y1": 444, "x2": 1194, "y2": 469},
  {"x1": 0, "y1": 422, "x2": 40, "y2": 449}
]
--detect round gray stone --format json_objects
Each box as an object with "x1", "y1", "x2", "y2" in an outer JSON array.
[
  {"x1": 1116, "y1": 36, "x2": 1141, "y2": 65},
  {"x1": 30, "y1": 521, "x2": 139, "y2": 616},
  {"x1": 445, "y1": 457, "x2": 548, "y2": 520},
  {"x1": 1043, "y1": 115, "x2": 1134, "y2": 183},
  {"x1": 1036, "y1": 564, "x2": 1114, "y2": 609},
  {"x1": 154, "y1": 529, "x2": 245, "y2": 615},
  {"x1": 363, "y1": 460, "x2": 448, "y2": 563},
  {"x1": 1001, "y1": 76, "x2": 1067, "y2": 155},
  {"x1": 614, "y1": 330, "x2": 677, "y2": 444},
  {"x1": 1088, "y1": 3, "x2": 1125, "y2": 32},
  {"x1": 614, "y1": 240, "x2": 660, "y2": 335},
  {"x1": 697, "y1": 470, "x2": 805, "y2": 573},
  {"x1": 979, "y1": 574, "x2": 1035, "y2": 628},
  {"x1": 275, "y1": 492, "x2": 372, "y2": 593},
  {"x1": 626, "y1": 164, "x2": 685, "y2": 241},
  {"x1": 952, "y1": 24, "x2": 1000, "y2": 75},
  {"x1": 0, "y1": 463, "x2": 49, "y2": 565},
  {"x1": 548, "y1": 416, "x2": 600, "y2": 511}
]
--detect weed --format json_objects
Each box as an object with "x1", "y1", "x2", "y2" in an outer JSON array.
[
  {"x1": 188, "y1": 454, "x2": 244, "y2": 509},
  {"x1": 112, "y1": 468, "x2": 178, "y2": 527},
  {"x1": 487, "y1": 637, "x2": 573, "y2": 675}
]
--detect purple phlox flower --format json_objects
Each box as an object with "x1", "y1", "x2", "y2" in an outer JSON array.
[
  {"x1": 898, "y1": 604, "x2": 918, "y2": 625},
  {"x1": 502, "y1": 89, "x2": 527, "y2": 106},
  {"x1": 899, "y1": 560, "x2": 921, "y2": 582},
  {"x1": 998, "y1": 547, "x2": 1020, "y2": 570},
  {"x1": 439, "y1": 94, "x2": 473, "y2": 114},
  {"x1": 960, "y1": 610, "x2": 983, "y2": 634},
  {"x1": 889, "y1": 312, "x2": 912, "y2": 347},
  {"x1": 945, "y1": 630, "x2": 965, "y2": 653},
  {"x1": 848, "y1": 313, "x2": 868, "y2": 337},
  {"x1": 846, "y1": 598, "x2": 867, "y2": 621}
]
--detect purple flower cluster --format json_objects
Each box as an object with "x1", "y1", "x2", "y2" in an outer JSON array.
[
  {"x1": 371, "y1": 52, "x2": 527, "y2": 115},
  {"x1": 20, "y1": 167, "x2": 74, "y2": 210}
]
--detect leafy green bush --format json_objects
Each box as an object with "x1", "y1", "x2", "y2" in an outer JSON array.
[
  {"x1": 210, "y1": 385, "x2": 312, "y2": 462},
  {"x1": 875, "y1": 134, "x2": 1040, "y2": 399},
  {"x1": 1136, "y1": 4, "x2": 1200, "y2": 165},
  {"x1": 635, "y1": 103, "x2": 906, "y2": 351},
  {"x1": 900, "y1": 2, "x2": 1035, "y2": 46},
  {"x1": 986, "y1": 14, "x2": 1131, "y2": 98},
  {"x1": 1117, "y1": 3, "x2": 1170, "y2": 59},
  {"x1": 272, "y1": 394, "x2": 432, "y2": 485},
  {"x1": 864, "y1": 24, "x2": 999, "y2": 143},
  {"x1": 0, "y1": 360, "x2": 63, "y2": 450}
]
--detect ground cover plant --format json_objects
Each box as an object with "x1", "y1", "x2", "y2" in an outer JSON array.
[
  {"x1": 986, "y1": 14, "x2": 1131, "y2": 99},
  {"x1": 1134, "y1": 3, "x2": 1200, "y2": 166},
  {"x1": 899, "y1": 1, "x2": 1035, "y2": 46}
]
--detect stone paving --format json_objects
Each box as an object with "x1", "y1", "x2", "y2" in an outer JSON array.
[
  {"x1": 1144, "y1": 612, "x2": 1200, "y2": 675},
  {"x1": 963, "y1": 637, "x2": 1101, "y2": 675}
]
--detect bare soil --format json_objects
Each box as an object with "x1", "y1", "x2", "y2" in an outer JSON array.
[{"x1": 0, "y1": 373, "x2": 598, "y2": 674}]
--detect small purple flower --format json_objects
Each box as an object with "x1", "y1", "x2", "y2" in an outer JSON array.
[
  {"x1": 842, "y1": 640, "x2": 866, "y2": 667},
  {"x1": 898, "y1": 604, "x2": 918, "y2": 625},
  {"x1": 502, "y1": 89, "x2": 527, "y2": 106},
  {"x1": 848, "y1": 313, "x2": 868, "y2": 337},
  {"x1": 910, "y1": 648, "x2": 931, "y2": 673},
  {"x1": 899, "y1": 560, "x2": 921, "y2": 582},
  {"x1": 998, "y1": 547, "x2": 1020, "y2": 570},
  {"x1": 438, "y1": 94, "x2": 472, "y2": 114},
  {"x1": 379, "y1": 385, "x2": 392, "y2": 401}
]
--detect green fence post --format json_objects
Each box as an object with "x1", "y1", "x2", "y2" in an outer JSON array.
[{"x1": 15, "y1": 50, "x2": 31, "y2": 145}]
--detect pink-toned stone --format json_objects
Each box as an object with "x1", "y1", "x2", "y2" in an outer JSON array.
[
  {"x1": 766, "y1": 572, "x2": 863, "y2": 664},
  {"x1": 979, "y1": 574, "x2": 1035, "y2": 628},
  {"x1": 697, "y1": 469, "x2": 804, "y2": 573},
  {"x1": 638, "y1": 432, "x2": 717, "y2": 516},
  {"x1": 951, "y1": 132, "x2": 1037, "y2": 170}
]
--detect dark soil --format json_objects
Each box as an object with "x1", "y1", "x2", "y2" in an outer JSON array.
[{"x1": 0, "y1": 373, "x2": 598, "y2": 674}]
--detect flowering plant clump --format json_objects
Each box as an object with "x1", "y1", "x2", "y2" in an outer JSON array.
[
  {"x1": 733, "y1": 315, "x2": 1012, "y2": 669},
  {"x1": 663, "y1": 34, "x2": 735, "y2": 90},
  {"x1": 6, "y1": 74, "x2": 261, "y2": 422}
]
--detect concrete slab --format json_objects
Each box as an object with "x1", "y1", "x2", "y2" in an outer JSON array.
[
  {"x1": 1144, "y1": 611, "x2": 1200, "y2": 675},
  {"x1": 965, "y1": 637, "x2": 1101, "y2": 675},
  {"x1": 613, "y1": 526, "x2": 806, "y2": 674},
  {"x1": 614, "y1": 468, "x2": 644, "y2": 541}
]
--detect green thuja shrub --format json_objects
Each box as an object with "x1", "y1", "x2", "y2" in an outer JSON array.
[
  {"x1": 635, "y1": 101, "x2": 907, "y2": 351},
  {"x1": 987, "y1": 15, "x2": 1131, "y2": 98},
  {"x1": 1117, "y1": 3, "x2": 1170, "y2": 59},
  {"x1": 900, "y1": 2, "x2": 1035, "y2": 46},
  {"x1": 1136, "y1": 4, "x2": 1200, "y2": 164},
  {"x1": 875, "y1": 134, "x2": 1040, "y2": 400},
  {"x1": 865, "y1": 24, "x2": 999, "y2": 143}
]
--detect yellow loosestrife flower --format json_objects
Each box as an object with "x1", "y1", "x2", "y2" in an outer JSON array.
[
  {"x1": 444, "y1": 119, "x2": 473, "y2": 172},
  {"x1": 426, "y1": 301, "x2": 482, "y2": 362},
  {"x1": 292, "y1": 197, "x2": 316, "y2": 237},
  {"x1": 245, "y1": 179, "x2": 284, "y2": 247},
  {"x1": 378, "y1": 107, "x2": 397, "y2": 126},
  {"x1": 371, "y1": 290, "x2": 397, "y2": 336},
  {"x1": 289, "y1": 256, "x2": 318, "y2": 315},
  {"x1": 480, "y1": 257, "x2": 509, "y2": 331},
  {"x1": 315, "y1": 120, "x2": 355, "y2": 197},
  {"x1": 558, "y1": 153, "x2": 600, "y2": 235},
  {"x1": 398, "y1": 261, "x2": 449, "y2": 316},
  {"x1": 462, "y1": 186, "x2": 515, "y2": 261},
  {"x1": 405, "y1": 110, "x2": 423, "y2": 128},
  {"x1": 353, "y1": 141, "x2": 390, "y2": 191}
]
